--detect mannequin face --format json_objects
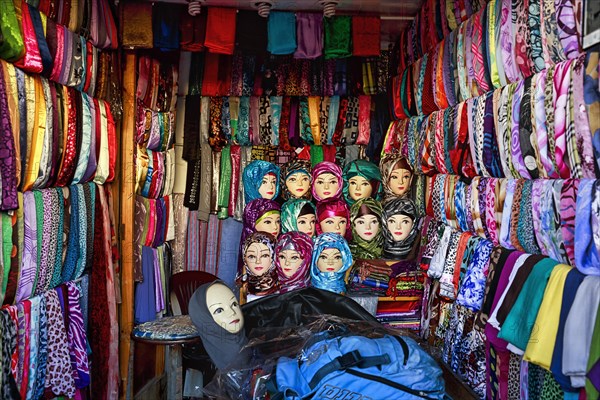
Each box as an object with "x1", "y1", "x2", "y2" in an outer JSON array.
[
  {"x1": 297, "y1": 214, "x2": 316, "y2": 237},
  {"x1": 258, "y1": 173, "x2": 277, "y2": 200},
  {"x1": 320, "y1": 216, "x2": 348, "y2": 237},
  {"x1": 255, "y1": 213, "x2": 281, "y2": 237},
  {"x1": 348, "y1": 176, "x2": 373, "y2": 201},
  {"x1": 277, "y1": 249, "x2": 304, "y2": 278},
  {"x1": 244, "y1": 242, "x2": 273, "y2": 276},
  {"x1": 317, "y1": 248, "x2": 344, "y2": 273},
  {"x1": 386, "y1": 214, "x2": 414, "y2": 241},
  {"x1": 286, "y1": 172, "x2": 311, "y2": 198},
  {"x1": 206, "y1": 283, "x2": 244, "y2": 334},
  {"x1": 314, "y1": 173, "x2": 340, "y2": 200},
  {"x1": 388, "y1": 168, "x2": 413, "y2": 197},
  {"x1": 353, "y1": 215, "x2": 380, "y2": 241}
]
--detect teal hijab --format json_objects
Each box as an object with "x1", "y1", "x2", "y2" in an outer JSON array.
[{"x1": 342, "y1": 160, "x2": 383, "y2": 206}]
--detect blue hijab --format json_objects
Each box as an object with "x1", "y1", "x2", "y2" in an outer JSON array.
[
  {"x1": 242, "y1": 160, "x2": 281, "y2": 204},
  {"x1": 310, "y1": 233, "x2": 353, "y2": 294}
]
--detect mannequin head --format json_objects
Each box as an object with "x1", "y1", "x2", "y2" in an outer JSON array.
[
  {"x1": 242, "y1": 232, "x2": 279, "y2": 296},
  {"x1": 342, "y1": 160, "x2": 383, "y2": 205},
  {"x1": 311, "y1": 161, "x2": 343, "y2": 201},
  {"x1": 349, "y1": 198, "x2": 384, "y2": 260},
  {"x1": 310, "y1": 233, "x2": 353, "y2": 294},
  {"x1": 316, "y1": 199, "x2": 351, "y2": 241},
  {"x1": 281, "y1": 199, "x2": 317, "y2": 237},
  {"x1": 275, "y1": 232, "x2": 313, "y2": 293},
  {"x1": 244, "y1": 241, "x2": 274, "y2": 276},
  {"x1": 254, "y1": 210, "x2": 281, "y2": 238},
  {"x1": 243, "y1": 160, "x2": 281, "y2": 204},
  {"x1": 281, "y1": 159, "x2": 312, "y2": 200},
  {"x1": 380, "y1": 154, "x2": 413, "y2": 199},
  {"x1": 206, "y1": 283, "x2": 244, "y2": 334},
  {"x1": 382, "y1": 198, "x2": 419, "y2": 259}
]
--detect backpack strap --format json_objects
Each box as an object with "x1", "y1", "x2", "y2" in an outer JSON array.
[
  {"x1": 308, "y1": 350, "x2": 391, "y2": 390},
  {"x1": 392, "y1": 335, "x2": 410, "y2": 366}
]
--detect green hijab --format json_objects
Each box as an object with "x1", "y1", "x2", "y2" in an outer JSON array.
[
  {"x1": 281, "y1": 199, "x2": 316, "y2": 234},
  {"x1": 342, "y1": 159, "x2": 383, "y2": 206},
  {"x1": 349, "y1": 198, "x2": 384, "y2": 260}
]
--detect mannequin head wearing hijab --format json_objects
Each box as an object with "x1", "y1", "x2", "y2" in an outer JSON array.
[
  {"x1": 342, "y1": 160, "x2": 383, "y2": 206},
  {"x1": 381, "y1": 198, "x2": 419, "y2": 259},
  {"x1": 379, "y1": 154, "x2": 414, "y2": 200},
  {"x1": 349, "y1": 198, "x2": 384, "y2": 260},
  {"x1": 281, "y1": 158, "x2": 312, "y2": 200},
  {"x1": 275, "y1": 232, "x2": 313, "y2": 293},
  {"x1": 310, "y1": 232, "x2": 353, "y2": 295},
  {"x1": 311, "y1": 161, "x2": 343, "y2": 201},
  {"x1": 242, "y1": 232, "x2": 279, "y2": 296},
  {"x1": 242, "y1": 199, "x2": 281, "y2": 243},
  {"x1": 316, "y1": 199, "x2": 351, "y2": 241},
  {"x1": 281, "y1": 199, "x2": 317, "y2": 237},
  {"x1": 188, "y1": 281, "x2": 248, "y2": 370},
  {"x1": 243, "y1": 160, "x2": 281, "y2": 204}
]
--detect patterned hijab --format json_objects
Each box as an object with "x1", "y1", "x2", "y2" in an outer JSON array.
[
  {"x1": 281, "y1": 158, "x2": 312, "y2": 200},
  {"x1": 281, "y1": 199, "x2": 316, "y2": 234},
  {"x1": 316, "y1": 198, "x2": 351, "y2": 241},
  {"x1": 349, "y1": 198, "x2": 384, "y2": 260},
  {"x1": 342, "y1": 159, "x2": 383, "y2": 205},
  {"x1": 379, "y1": 154, "x2": 414, "y2": 201},
  {"x1": 311, "y1": 161, "x2": 343, "y2": 201},
  {"x1": 242, "y1": 160, "x2": 281, "y2": 204},
  {"x1": 310, "y1": 232, "x2": 353, "y2": 294},
  {"x1": 242, "y1": 232, "x2": 279, "y2": 296},
  {"x1": 275, "y1": 232, "x2": 313, "y2": 293},
  {"x1": 382, "y1": 197, "x2": 419, "y2": 259},
  {"x1": 241, "y1": 198, "x2": 281, "y2": 246}
]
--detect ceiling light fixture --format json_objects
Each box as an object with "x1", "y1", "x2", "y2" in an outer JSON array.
[
  {"x1": 251, "y1": 0, "x2": 275, "y2": 17},
  {"x1": 187, "y1": 0, "x2": 203, "y2": 16},
  {"x1": 318, "y1": 0, "x2": 339, "y2": 17}
]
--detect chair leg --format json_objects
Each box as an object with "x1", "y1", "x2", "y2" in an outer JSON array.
[
  {"x1": 126, "y1": 340, "x2": 135, "y2": 400},
  {"x1": 166, "y1": 344, "x2": 184, "y2": 400}
]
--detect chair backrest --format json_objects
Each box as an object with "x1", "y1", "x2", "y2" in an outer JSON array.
[{"x1": 170, "y1": 271, "x2": 218, "y2": 316}]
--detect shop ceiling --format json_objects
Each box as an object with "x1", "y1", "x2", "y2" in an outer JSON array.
[{"x1": 151, "y1": 0, "x2": 424, "y2": 46}]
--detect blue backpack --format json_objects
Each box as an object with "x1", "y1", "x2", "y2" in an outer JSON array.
[{"x1": 271, "y1": 334, "x2": 446, "y2": 400}]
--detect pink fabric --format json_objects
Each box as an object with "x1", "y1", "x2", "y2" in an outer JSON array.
[{"x1": 356, "y1": 95, "x2": 371, "y2": 145}]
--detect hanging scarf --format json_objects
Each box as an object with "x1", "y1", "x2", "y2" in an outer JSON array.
[
  {"x1": 275, "y1": 232, "x2": 313, "y2": 293},
  {"x1": 575, "y1": 179, "x2": 600, "y2": 275},
  {"x1": 352, "y1": 16, "x2": 380, "y2": 57},
  {"x1": 323, "y1": 16, "x2": 352, "y2": 59},
  {"x1": 281, "y1": 199, "x2": 316, "y2": 234},
  {"x1": 204, "y1": 7, "x2": 236, "y2": 54},
  {"x1": 241, "y1": 160, "x2": 280, "y2": 204},
  {"x1": 242, "y1": 231, "x2": 279, "y2": 296},
  {"x1": 294, "y1": 12, "x2": 322, "y2": 59},
  {"x1": 236, "y1": 10, "x2": 266, "y2": 55},
  {"x1": 267, "y1": 11, "x2": 297, "y2": 55},
  {"x1": 280, "y1": 158, "x2": 312, "y2": 200},
  {"x1": 342, "y1": 159, "x2": 383, "y2": 206},
  {"x1": 382, "y1": 197, "x2": 419, "y2": 259},
  {"x1": 349, "y1": 198, "x2": 384, "y2": 260},
  {"x1": 310, "y1": 232, "x2": 353, "y2": 294},
  {"x1": 315, "y1": 198, "x2": 351, "y2": 241}
]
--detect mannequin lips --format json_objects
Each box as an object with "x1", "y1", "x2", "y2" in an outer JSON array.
[
  {"x1": 296, "y1": 188, "x2": 305, "y2": 192},
  {"x1": 323, "y1": 191, "x2": 331, "y2": 196},
  {"x1": 230, "y1": 319, "x2": 240, "y2": 325},
  {"x1": 394, "y1": 231, "x2": 402, "y2": 236},
  {"x1": 354, "y1": 192, "x2": 362, "y2": 197},
  {"x1": 326, "y1": 267, "x2": 336, "y2": 271},
  {"x1": 254, "y1": 266, "x2": 264, "y2": 272},
  {"x1": 266, "y1": 191, "x2": 274, "y2": 196},
  {"x1": 364, "y1": 232, "x2": 373, "y2": 236}
]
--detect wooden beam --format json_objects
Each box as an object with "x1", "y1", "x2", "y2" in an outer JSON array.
[{"x1": 119, "y1": 51, "x2": 136, "y2": 398}]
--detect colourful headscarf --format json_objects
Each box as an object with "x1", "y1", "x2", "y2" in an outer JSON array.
[
  {"x1": 241, "y1": 199, "x2": 281, "y2": 248},
  {"x1": 242, "y1": 160, "x2": 281, "y2": 204},
  {"x1": 311, "y1": 161, "x2": 343, "y2": 201},
  {"x1": 281, "y1": 199, "x2": 316, "y2": 234},
  {"x1": 242, "y1": 232, "x2": 279, "y2": 296},
  {"x1": 342, "y1": 159, "x2": 384, "y2": 205},
  {"x1": 310, "y1": 232, "x2": 353, "y2": 294},
  {"x1": 275, "y1": 232, "x2": 313, "y2": 293},
  {"x1": 382, "y1": 197, "x2": 419, "y2": 259},
  {"x1": 316, "y1": 198, "x2": 352, "y2": 241},
  {"x1": 280, "y1": 158, "x2": 312, "y2": 200},
  {"x1": 379, "y1": 154, "x2": 414, "y2": 201},
  {"x1": 349, "y1": 198, "x2": 384, "y2": 260}
]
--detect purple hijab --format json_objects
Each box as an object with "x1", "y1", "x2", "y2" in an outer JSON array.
[
  {"x1": 311, "y1": 161, "x2": 343, "y2": 201},
  {"x1": 275, "y1": 232, "x2": 313, "y2": 293},
  {"x1": 241, "y1": 198, "x2": 281, "y2": 248}
]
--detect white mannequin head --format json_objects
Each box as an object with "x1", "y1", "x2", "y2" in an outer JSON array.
[{"x1": 206, "y1": 283, "x2": 244, "y2": 334}]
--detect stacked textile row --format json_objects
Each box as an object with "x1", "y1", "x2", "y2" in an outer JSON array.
[
  {"x1": 413, "y1": 174, "x2": 600, "y2": 274},
  {"x1": 417, "y1": 217, "x2": 600, "y2": 399},
  {"x1": 127, "y1": 5, "x2": 381, "y2": 59},
  {"x1": 384, "y1": 54, "x2": 599, "y2": 181},
  {"x1": 0, "y1": 59, "x2": 118, "y2": 212},
  {"x1": 395, "y1": 0, "x2": 486, "y2": 68},
  {"x1": 133, "y1": 55, "x2": 178, "y2": 325},
  {"x1": 178, "y1": 50, "x2": 391, "y2": 98},
  {"x1": 391, "y1": 0, "x2": 585, "y2": 120}
]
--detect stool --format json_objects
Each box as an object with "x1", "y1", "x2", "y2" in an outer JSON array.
[{"x1": 126, "y1": 315, "x2": 200, "y2": 400}]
